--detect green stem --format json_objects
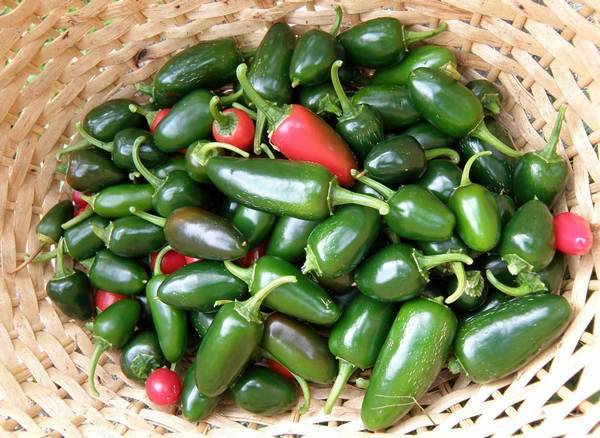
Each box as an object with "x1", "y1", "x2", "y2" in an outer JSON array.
[
  {"x1": 129, "y1": 207, "x2": 166, "y2": 228},
  {"x1": 445, "y1": 262, "x2": 467, "y2": 304},
  {"x1": 56, "y1": 162, "x2": 68, "y2": 175},
  {"x1": 76, "y1": 123, "x2": 113, "y2": 151},
  {"x1": 235, "y1": 276, "x2": 297, "y2": 322},
  {"x1": 448, "y1": 357, "x2": 463, "y2": 375},
  {"x1": 88, "y1": 340, "x2": 109, "y2": 397},
  {"x1": 540, "y1": 106, "x2": 567, "y2": 160},
  {"x1": 417, "y1": 252, "x2": 473, "y2": 271},
  {"x1": 79, "y1": 258, "x2": 93, "y2": 270},
  {"x1": 301, "y1": 246, "x2": 321, "y2": 276},
  {"x1": 232, "y1": 102, "x2": 258, "y2": 120},
  {"x1": 223, "y1": 260, "x2": 254, "y2": 285},
  {"x1": 441, "y1": 61, "x2": 461, "y2": 81},
  {"x1": 209, "y1": 96, "x2": 234, "y2": 128},
  {"x1": 324, "y1": 359, "x2": 356, "y2": 414},
  {"x1": 153, "y1": 245, "x2": 172, "y2": 276},
  {"x1": 194, "y1": 142, "x2": 250, "y2": 167},
  {"x1": 293, "y1": 373, "x2": 311, "y2": 416},
  {"x1": 425, "y1": 147, "x2": 460, "y2": 164},
  {"x1": 460, "y1": 151, "x2": 492, "y2": 186},
  {"x1": 330, "y1": 60, "x2": 353, "y2": 115},
  {"x1": 485, "y1": 270, "x2": 538, "y2": 297},
  {"x1": 91, "y1": 225, "x2": 109, "y2": 247},
  {"x1": 132, "y1": 135, "x2": 162, "y2": 188},
  {"x1": 56, "y1": 138, "x2": 91, "y2": 160},
  {"x1": 355, "y1": 377, "x2": 369, "y2": 389},
  {"x1": 11, "y1": 244, "x2": 47, "y2": 273},
  {"x1": 403, "y1": 22, "x2": 447, "y2": 46},
  {"x1": 472, "y1": 121, "x2": 523, "y2": 158},
  {"x1": 330, "y1": 184, "x2": 390, "y2": 215},
  {"x1": 220, "y1": 88, "x2": 243, "y2": 106},
  {"x1": 236, "y1": 64, "x2": 285, "y2": 127},
  {"x1": 34, "y1": 248, "x2": 57, "y2": 263},
  {"x1": 330, "y1": 5, "x2": 343, "y2": 35},
  {"x1": 53, "y1": 239, "x2": 68, "y2": 278},
  {"x1": 349, "y1": 169, "x2": 394, "y2": 200},
  {"x1": 129, "y1": 104, "x2": 157, "y2": 127},
  {"x1": 253, "y1": 110, "x2": 266, "y2": 155},
  {"x1": 135, "y1": 83, "x2": 154, "y2": 96},
  {"x1": 482, "y1": 94, "x2": 501, "y2": 115},
  {"x1": 62, "y1": 207, "x2": 93, "y2": 230},
  {"x1": 260, "y1": 143, "x2": 275, "y2": 159}
]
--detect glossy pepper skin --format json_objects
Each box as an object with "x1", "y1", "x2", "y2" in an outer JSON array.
[
  {"x1": 158, "y1": 261, "x2": 247, "y2": 310},
  {"x1": 153, "y1": 155, "x2": 187, "y2": 179},
  {"x1": 88, "y1": 299, "x2": 141, "y2": 396},
  {"x1": 262, "y1": 313, "x2": 338, "y2": 384},
  {"x1": 404, "y1": 121, "x2": 454, "y2": 150},
  {"x1": 181, "y1": 363, "x2": 220, "y2": 422},
  {"x1": 92, "y1": 216, "x2": 165, "y2": 258},
  {"x1": 331, "y1": 60, "x2": 384, "y2": 159},
  {"x1": 417, "y1": 159, "x2": 462, "y2": 203},
  {"x1": 337, "y1": 18, "x2": 447, "y2": 68},
  {"x1": 447, "y1": 270, "x2": 488, "y2": 312},
  {"x1": 452, "y1": 294, "x2": 571, "y2": 384},
  {"x1": 297, "y1": 83, "x2": 342, "y2": 118},
  {"x1": 184, "y1": 140, "x2": 249, "y2": 184},
  {"x1": 220, "y1": 200, "x2": 276, "y2": 249},
  {"x1": 81, "y1": 183, "x2": 154, "y2": 218},
  {"x1": 65, "y1": 149, "x2": 126, "y2": 193},
  {"x1": 466, "y1": 79, "x2": 503, "y2": 115},
  {"x1": 225, "y1": 256, "x2": 340, "y2": 325},
  {"x1": 362, "y1": 298, "x2": 457, "y2": 431},
  {"x1": 494, "y1": 193, "x2": 516, "y2": 226},
  {"x1": 194, "y1": 276, "x2": 297, "y2": 397},
  {"x1": 61, "y1": 215, "x2": 109, "y2": 261},
  {"x1": 120, "y1": 331, "x2": 166, "y2": 381},
  {"x1": 554, "y1": 212, "x2": 593, "y2": 256},
  {"x1": 513, "y1": 107, "x2": 568, "y2": 207},
  {"x1": 83, "y1": 99, "x2": 145, "y2": 142},
  {"x1": 189, "y1": 311, "x2": 216, "y2": 338},
  {"x1": 364, "y1": 135, "x2": 426, "y2": 185},
  {"x1": 351, "y1": 84, "x2": 421, "y2": 130},
  {"x1": 266, "y1": 216, "x2": 320, "y2": 264},
  {"x1": 448, "y1": 151, "x2": 501, "y2": 252},
  {"x1": 210, "y1": 96, "x2": 255, "y2": 151},
  {"x1": 46, "y1": 239, "x2": 94, "y2": 320},
  {"x1": 408, "y1": 68, "x2": 521, "y2": 158},
  {"x1": 373, "y1": 45, "x2": 460, "y2": 85},
  {"x1": 324, "y1": 294, "x2": 397, "y2": 414},
  {"x1": 86, "y1": 250, "x2": 149, "y2": 295},
  {"x1": 206, "y1": 157, "x2": 389, "y2": 220},
  {"x1": 231, "y1": 365, "x2": 297, "y2": 415}
]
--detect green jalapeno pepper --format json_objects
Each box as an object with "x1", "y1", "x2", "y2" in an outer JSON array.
[
  {"x1": 355, "y1": 243, "x2": 472, "y2": 302},
  {"x1": 231, "y1": 365, "x2": 298, "y2": 415},
  {"x1": 361, "y1": 297, "x2": 457, "y2": 431},
  {"x1": 206, "y1": 157, "x2": 389, "y2": 220},
  {"x1": 466, "y1": 79, "x2": 503, "y2": 115},
  {"x1": 91, "y1": 216, "x2": 165, "y2": 258},
  {"x1": 88, "y1": 299, "x2": 141, "y2": 396},
  {"x1": 337, "y1": 18, "x2": 447, "y2": 68},
  {"x1": 417, "y1": 159, "x2": 462, "y2": 203},
  {"x1": 463, "y1": 289, "x2": 511, "y2": 319},
  {"x1": 152, "y1": 154, "x2": 187, "y2": 179},
  {"x1": 350, "y1": 84, "x2": 421, "y2": 130},
  {"x1": 158, "y1": 261, "x2": 247, "y2": 310},
  {"x1": 65, "y1": 149, "x2": 127, "y2": 193},
  {"x1": 451, "y1": 294, "x2": 571, "y2": 384},
  {"x1": 79, "y1": 183, "x2": 154, "y2": 219},
  {"x1": 189, "y1": 310, "x2": 216, "y2": 338},
  {"x1": 181, "y1": 362, "x2": 221, "y2": 421},
  {"x1": 266, "y1": 216, "x2": 320, "y2": 264},
  {"x1": 448, "y1": 151, "x2": 501, "y2": 252},
  {"x1": 297, "y1": 83, "x2": 342, "y2": 118},
  {"x1": 185, "y1": 141, "x2": 250, "y2": 183},
  {"x1": 120, "y1": 330, "x2": 166, "y2": 381},
  {"x1": 324, "y1": 294, "x2": 397, "y2": 414},
  {"x1": 220, "y1": 199, "x2": 276, "y2": 249},
  {"x1": 225, "y1": 256, "x2": 340, "y2": 325},
  {"x1": 404, "y1": 121, "x2": 454, "y2": 150},
  {"x1": 513, "y1": 106, "x2": 568, "y2": 206},
  {"x1": 447, "y1": 270, "x2": 488, "y2": 312},
  {"x1": 83, "y1": 249, "x2": 148, "y2": 295},
  {"x1": 83, "y1": 99, "x2": 145, "y2": 142},
  {"x1": 194, "y1": 276, "x2": 297, "y2": 397},
  {"x1": 493, "y1": 193, "x2": 515, "y2": 226}
]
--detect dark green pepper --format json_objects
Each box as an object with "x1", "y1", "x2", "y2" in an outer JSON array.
[
  {"x1": 337, "y1": 18, "x2": 447, "y2": 68},
  {"x1": 195, "y1": 276, "x2": 297, "y2": 397},
  {"x1": 158, "y1": 261, "x2": 247, "y2": 310},
  {"x1": 132, "y1": 207, "x2": 248, "y2": 260},
  {"x1": 417, "y1": 159, "x2": 462, "y2": 203},
  {"x1": 361, "y1": 297, "x2": 457, "y2": 431},
  {"x1": 62, "y1": 215, "x2": 109, "y2": 261},
  {"x1": 120, "y1": 330, "x2": 166, "y2": 381},
  {"x1": 297, "y1": 83, "x2": 342, "y2": 118},
  {"x1": 448, "y1": 151, "x2": 501, "y2": 252},
  {"x1": 373, "y1": 44, "x2": 460, "y2": 85},
  {"x1": 46, "y1": 239, "x2": 94, "y2": 320},
  {"x1": 206, "y1": 157, "x2": 389, "y2": 220},
  {"x1": 404, "y1": 121, "x2": 454, "y2": 150},
  {"x1": 88, "y1": 299, "x2": 141, "y2": 396},
  {"x1": 351, "y1": 84, "x2": 421, "y2": 130},
  {"x1": 181, "y1": 362, "x2": 220, "y2": 422},
  {"x1": 91, "y1": 216, "x2": 165, "y2": 258},
  {"x1": 447, "y1": 270, "x2": 488, "y2": 312},
  {"x1": 513, "y1": 106, "x2": 568, "y2": 206},
  {"x1": 189, "y1": 310, "x2": 216, "y2": 338},
  {"x1": 330, "y1": 60, "x2": 384, "y2": 159},
  {"x1": 355, "y1": 243, "x2": 472, "y2": 302},
  {"x1": 84, "y1": 249, "x2": 149, "y2": 295},
  {"x1": 152, "y1": 154, "x2": 187, "y2": 179},
  {"x1": 80, "y1": 183, "x2": 154, "y2": 218},
  {"x1": 324, "y1": 294, "x2": 397, "y2": 414},
  {"x1": 220, "y1": 200, "x2": 276, "y2": 249},
  {"x1": 225, "y1": 256, "x2": 340, "y2": 325},
  {"x1": 493, "y1": 193, "x2": 515, "y2": 226},
  {"x1": 65, "y1": 149, "x2": 126, "y2": 193},
  {"x1": 83, "y1": 99, "x2": 145, "y2": 142},
  {"x1": 185, "y1": 141, "x2": 250, "y2": 183},
  {"x1": 231, "y1": 365, "x2": 297, "y2": 415},
  {"x1": 266, "y1": 216, "x2": 320, "y2": 264},
  {"x1": 466, "y1": 79, "x2": 502, "y2": 115},
  {"x1": 451, "y1": 294, "x2": 571, "y2": 383},
  {"x1": 289, "y1": 6, "x2": 342, "y2": 87}
]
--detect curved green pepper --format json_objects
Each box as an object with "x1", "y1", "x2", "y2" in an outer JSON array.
[
  {"x1": 225, "y1": 256, "x2": 340, "y2": 325},
  {"x1": 355, "y1": 243, "x2": 472, "y2": 302},
  {"x1": 417, "y1": 159, "x2": 462, "y2": 203},
  {"x1": 452, "y1": 294, "x2": 571, "y2": 383},
  {"x1": 324, "y1": 294, "x2": 397, "y2": 414},
  {"x1": 152, "y1": 154, "x2": 187, "y2": 179},
  {"x1": 362, "y1": 297, "x2": 457, "y2": 431},
  {"x1": 404, "y1": 121, "x2": 454, "y2": 150},
  {"x1": 351, "y1": 84, "x2": 421, "y2": 130},
  {"x1": 85, "y1": 249, "x2": 148, "y2": 295},
  {"x1": 158, "y1": 261, "x2": 247, "y2": 310},
  {"x1": 231, "y1": 365, "x2": 298, "y2": 415},
  {"x1": 83, "y1": 99, "x2": 145, "y2": 142},
  {"x1": 466, "y1": 79, "x2": 502, "y2": 115},
  {"x1": 266, "y1": 216, "x2": 320, "y2": 264},
  {"x1": 65, "y1": 149, "x2": 126, "y2": 193},
  {"x1": 185, "y1": 141, "x2": 250, "y2": 183},
  {"x1": 447, "y1": 270, "x2": 488, "y2": 312},
  {"x1": 91, "y1": 216, "x2": 165, "y2": 258},
  {"x1": 62, "y1": 215, "x2": 109, "y2": 261},
  {"x1": 80, "y1": 183, "x2": 154, "y2": 218},
  {"x1": 297, "y1": 83, "x2": 342, "y2": 118},
  {"x1": 493, "y1": 193, "x2": 515, "y2": 226},
  {"x1": 120, "y1": 330, "x2": 166, "y2": 381},
  {"x1": 182, "y1": 362, "x2": 220, "y2": 421},
  {"x1": 195, "y1": 276, "x2": 297, "y2": 397},
  {"x1": 220, "y1": 199, "x2": 276, "y2": 249},
  {"x1": 189, "y1": 310, "x2": 216, "y2": 338}
]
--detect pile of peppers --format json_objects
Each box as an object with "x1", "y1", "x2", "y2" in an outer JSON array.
[{"x1": 20, "y1": 9, "x2": 594, "y2": 431}]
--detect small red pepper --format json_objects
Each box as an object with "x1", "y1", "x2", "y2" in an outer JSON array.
[
  {"x1": 146, "y1": 368, "x2": 181, "y2": 405},
  {"x1": 236, "y1": 64, "x2": 357, "y2": 187},
  {"x1": 150, "y1": 108, "x2": 171, "y2": 134},
  {"x1": 265, "y1": 359, "x2": 294, "y2": 380},
  {"x1": 236, "y1": 241, "x2": 267, "y2": 268},
  {"x1": 150, "y1": 250, "x2": 187, "y2": 274},
  {"x1": 72, "y1": 191, "x2": 88, "y2": 210},
  {"x1": 210, "y1": 96, "x2": 255, "y2": 151},
  {"x1": 554, "y1": 212, "x2": 593, "y2": 255},
  {"x1": 95, "y1": 290, "x2": 128, "y2": 312}
]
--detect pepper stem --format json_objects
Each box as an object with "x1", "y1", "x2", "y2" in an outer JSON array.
[
  {"x1": 135, "y1": 83, "x2": 154, "y2": 96},
  {"x1": 301, "y1": 246, "x2": 322, "y2": 276},
  {"x1": 324, "y1": 359, "x2": 356, "y2": 414},
  {"x1": 129, "y1": 207, "x2": 166, "y2": 228},
  {"x1": 79, "y1": 257, "x2": 93, "y2": 270},
  {"x1": 132, "y1": 136, "x2": 162, "y2": 188},
  {"x1": 232, "y1": 102, "x2": 258, "y2": 120},
  {"x1": 485, "y1": 270, "x2": 545, "y2": 297},
  {"x1": 62, "y1": 206, "x2": 93, "y2": 230},
  {"x1": 260, "y1": 143, "x2": 275, "y2": 159},
  {"x1": 417, "y1": 252, "x2": 473, "y2": 271},
  {"x1": 460, "y1": 151, "x2": 492, "y2": 187},
  {"x1": 355, "y1": 377, "x2": 370, "y2": 389},
  {"x1": 330, "y1": 183, "x2": 390, "y2": 215},
  {"x1": 447, "y1": 357, "x2": 463, "y2": 375},
  {"x1": 223, "y1": 260, "x2": 254, "y2": 285},
  {"x1": 481, "y1": 94, "x2": 501, "y2": 115},
  {"x1": 425, "y1": 147, "x2": 460, "y2": 164},
  {"x1": 129, "y1": 104, "x2": 157, "y2": 127},
  {"x1": 56, "y1": 138, "x2": 91, "y2": 160},
  {"x1": 153, "y1": 245, "x2": 172, "y2": 276},
  {"x1": 76, "y1": 123, "x2": 113, "y2": 151},
  {"x1": 441, "y1": 61, "x2": 461, "y2": 81},
  {"x1": 349, "y1": 169, "x2": 394, "y2": 200},
  {"x1": 330, "y1": 5, "x2": 343, "y2": 35},
  {"x1": 53, "y1": 238, "x2": 70, "y2": 278},
  {"x1": 471, "y1": 121, "x2": 523, "y2": 158},
  {"x1": 330, "y1": 60, "x2": 353, "y2": 115},
  {"x1": 91, "y1": 225, "x2": 109, "y2": 246},
  {"x1": 235, "y1": 275, "x2": 297, "y2": 323},
  {"x1": 88, "y1": 339, "x2": 109, "y2": 397},
  {"x1": 33, "y1": 248, "x2": 58, "y2": 263},
  {"x1": 540, "y1": 106, "x2": 567, "y2": 160},
  {"x1": 10, "y1": 244, "x2": 47, "y2": 273},
  {"x1": 209, "y1": 96, "x2": 234, "y2": 129},
  {"x1": 236, "y1": 64, "x2": 286, "y2": 128},
  {"x1": 220, "y1": 88, "x2": 244, "y2": 106},
  {"x1": 445, "y1": 262, "x2": 467, "y2": 304},
  {"x1": 194, "y1": 142, "x2": 250, "y2": 167},
  {"x1": 403, "y1": 22, "x2": 447, "y2": 46},
  {"x1": 293, "y1": 373, "x2": 311, "y2": 416},
  {"x1": 253, "y1": 110, "x2": 267, "y2": 155}
]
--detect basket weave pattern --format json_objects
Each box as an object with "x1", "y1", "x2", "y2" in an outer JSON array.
[{"x1": 1, "y1": 0, "x2": 599, "y2": 435}]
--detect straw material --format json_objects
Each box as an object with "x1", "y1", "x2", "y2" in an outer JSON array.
[{"x1": 1, "y1": 0, "x2": 599, "y2": 435}]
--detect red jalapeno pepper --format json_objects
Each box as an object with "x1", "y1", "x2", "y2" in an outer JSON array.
[
  {"x1": 554, "y1": 212, "x2": 593, "y2": 256},
  {"x1": 150, "y1": 108, "x2": 171, "y2": 134},
  {"x1": 150, "y1": 249, "x2": 187, "y2": 274},
  {"x1": 210, "y1": 96, "x2": 255, "y2": 151}
]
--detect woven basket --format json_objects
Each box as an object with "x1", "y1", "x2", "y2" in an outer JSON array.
[{"x1": 1, "y1": 0, "x2": 599, "y2": 436}]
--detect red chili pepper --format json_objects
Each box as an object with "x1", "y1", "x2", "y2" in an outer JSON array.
[
  {"x1": 185, "y1": 256, "x2": 202, "y2": 265},
  {"x1": 265, "y1": 359, "x2": 294, "y2": 380},
  {"x1": 236, "y1": 64, "x2": 357, "y2": 187},
  {"x1": 150, "y1": 108, "x2": 171, "y2": 134},
  {"x1": 210, "y1": 96, "x2": 255, "y2": 151},
  {"x1": 554, "y1": 212, "x2": 593, "y2": 255},
  {"x1": 72, "y1": 191, "x2": 88, "y2": 210},
  {"x1": 150, "y1": 250, "x2": 187, "y2": 274},
  {"x1": 146, "y1": 368, "x2": 181, "y2": 405},
  {"x1": 95, "y1": 290, "x2": 128, "y2": 312},
  {"x1": 236, "y1": 241, "x2": 267, "y2": 267}
]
